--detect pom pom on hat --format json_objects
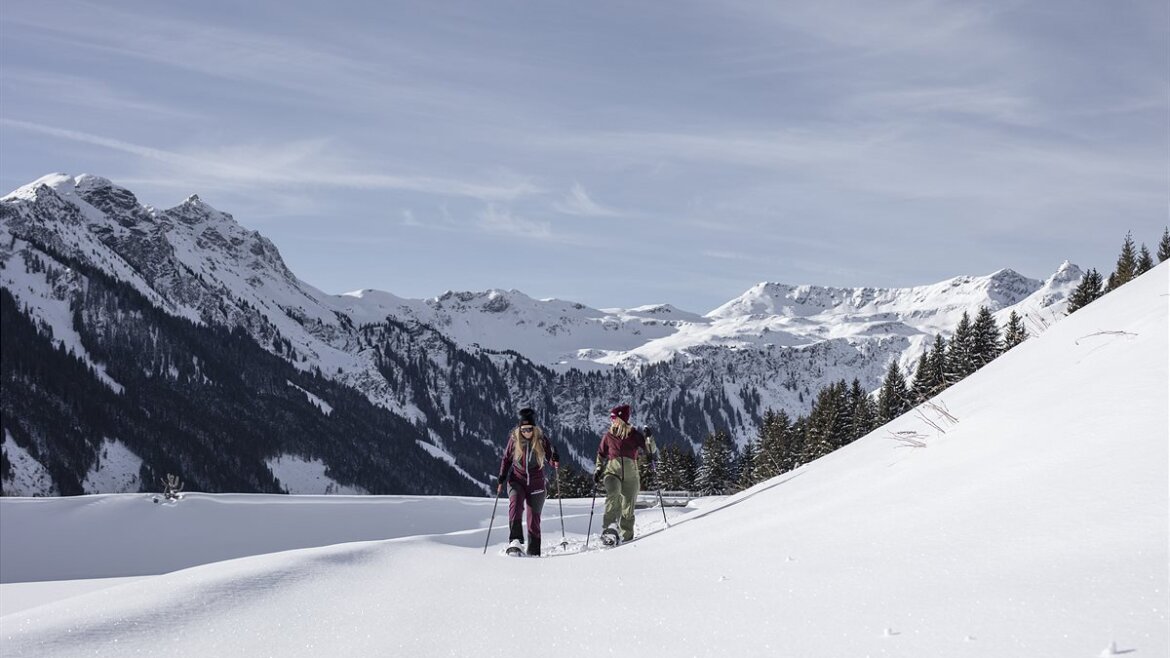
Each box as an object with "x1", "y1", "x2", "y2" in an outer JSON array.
[{"x1": 609, "y1": 404, "x2": 630, "y2": 422}]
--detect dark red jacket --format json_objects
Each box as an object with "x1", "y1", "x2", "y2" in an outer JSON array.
[
  {"x1": 499, "y1": 433, "x2": 558, "y2": 492},
  {"x1": 596, "y1": 427, "x2": 650, "y2": 462}
]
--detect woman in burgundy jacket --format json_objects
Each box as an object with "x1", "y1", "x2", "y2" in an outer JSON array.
[
  {"x1": 593, "y1": 403, "x2": 657, "y2": 545},
  {"x1": 497, "y1": 407, "x2": 560, "y2": 556}
]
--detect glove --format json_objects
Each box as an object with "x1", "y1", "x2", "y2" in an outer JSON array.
[
  {"x1": 550, "y1": 459, "x2": 559, "y2": 469},
  {"x1": 593, "y1": 468, "x2": 603, "y2": 484},
  {"x1": 497, "y1": 473, "x2": 506, "y2": 487},
  {"x1": 642, "y1": 425, "x2": 653, "y2": 438}
]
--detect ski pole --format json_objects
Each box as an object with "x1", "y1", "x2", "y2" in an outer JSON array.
[
  {"x1": 656, "y1": 485, "x2": 669, "y2": 527},
  {"x1": 585, "y1": 481, "x2": 599, "y2": 549},
  {"x1": 483, "y1": 483, "x2": 503, "y2": 555},
  {"x1": 555, "y1": 466, "x2": 568, "y2": 549}
]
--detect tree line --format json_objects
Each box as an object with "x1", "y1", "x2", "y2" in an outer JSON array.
[{"x1": 1066, "y1": 228, "x2": 1168, "y2": 313}]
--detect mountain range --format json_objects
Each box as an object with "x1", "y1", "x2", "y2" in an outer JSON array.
[{"x1": 0, "y1": 174, "x2": 1082, "y2": 496}]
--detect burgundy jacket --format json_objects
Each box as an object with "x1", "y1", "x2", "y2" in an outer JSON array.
[
  {"x1": 498, "y1": 433, "x2": 558, "y2": 492},
  {"x1": 596, "y1": 427, "x2": 650, "y2": 462}
]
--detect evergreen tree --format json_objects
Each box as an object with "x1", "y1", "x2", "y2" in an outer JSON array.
[
  {"x1": 945, "y1": 311, "x2": 976, "y2": 383},
  {"x1": 658, "y1": 444, "x2": 698, "y2": 492},
  {"x1": 656, "y1": 445, "x2": 685, "y2": 491},
  {"x1": 734, "y1": 439, "x2": 758, "y2": 492},
  {"x1": 1002, "y1": 311, "x2": 1028, "y2": 351},
  {"x1": 1158, "y1": 227, "x2": 1170, "y2": 263},
  {"x1": 877, "y1": 361, "x2": 911, "y2": 423},
  {"x1": 789, "y1": 416, "x2": 809, "y2": 471},
  {"x1": 1106, "y1": 231, "x2": 1138, "y2": 291},
  {"x1": 680, "y1": 447, "x2": 698, "y2": 492},
  {"x1": 1136, "y1": 244, "x2": 1154, "y2": 275},
  {"x1": 909, "y1": 350, "x2": 931, "y2": 404},
  {"x1": 1066, "y1": 268, "x2": 1104, "y2": 314},
  {"x1": 970, "y1": 306, "x2": 1003, "y2": 369},
  {"x1": 925, "y1": 335, "x2": 949, "y2": 397},
  {"x1": 754, "y1": 409, "x2": 791, "y2": 481},
  {"x1": 695, "y1": 430, "x2": 735, "y2": 495},
  {"x1": 638, "y1": 450, "x2": 659, "y2": 491},
  {"x1": 847, "y1": 378, "x2": 878, "y2": 440},
  {"x1": 804, "y1": 382, "x2": 847, "y2": 461}
]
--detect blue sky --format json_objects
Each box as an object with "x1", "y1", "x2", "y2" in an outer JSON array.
[{"x1": 2, "y1": 1, "x2": 1166, "y2": 312}]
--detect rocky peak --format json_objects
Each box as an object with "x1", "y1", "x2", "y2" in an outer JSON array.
[
  {"x1": 74, "y1": 175, "x2": 147, "y2": 225},
  {"x1": 982, "y1": 268, "x2": 1043, "y2": 308}
]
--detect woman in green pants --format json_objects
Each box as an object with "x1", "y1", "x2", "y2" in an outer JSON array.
[{"x1": 593, "y1": 404, "x2": 657, "y2": 546}]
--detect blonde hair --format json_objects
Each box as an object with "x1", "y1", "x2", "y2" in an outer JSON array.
[
  {"x1": 607, "y1": 417, "x2": 631, "y2": 439},
  {"x1": 511, "y1": 426, "x2": 546, "y2": 467}
]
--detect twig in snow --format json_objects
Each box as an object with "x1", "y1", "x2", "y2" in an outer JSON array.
[
  {"x1": 885, "y1": 430, "x2": 928, "y2": 448},
  {"x1": 1075, "y1": 330, "x2": 1139, "y2": 345}
]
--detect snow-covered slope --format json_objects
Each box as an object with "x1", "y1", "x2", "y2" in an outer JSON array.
[
  {"x1": 0, "y1": 174, "x2": 413, "y2": 415},
  {"x1": 1, "y1": 263, "x2": 1164, "y2": 657}
]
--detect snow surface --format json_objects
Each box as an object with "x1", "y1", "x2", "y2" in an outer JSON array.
[
  {"x1": 79, "y1": 439, "x2": 142, "y2": 494},
  {"x1": 0, "y1": 264, "x2": 1165, "y2": 657},
  {"x1": 265, "y1": 455, "x2": 365, "y2": 495},
  {"x1": 0, "y1": 432, "x2": 56, "y2": 497}
]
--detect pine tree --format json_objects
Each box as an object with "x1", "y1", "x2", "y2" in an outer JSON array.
[
  {"x1": 1002, "y1": 311, "x2": 1028, "y2": 351},
  {"x1": 1158, "y1": 227, "x2": 1170, "y2": 262},
  {"x1": 754, "y1": 409, "x2": 791, "y2": 481},
  {"x1": 970, "y1": 306, "x2": 1003, "y2": 369},
  {"x1": 946, "y1": 311, "x2": 976, "y2": 383},
  {"x1": 925, "y1": 335, "x2": 948, "y2": 397},
  {"x1": 657, "y1": 444, "x2": 690, "y2": 492},
  {"x1": 1066, "y1": 268, "x2": 1104, "y2": 314},
  {"x1": 1106, "y1": 231, "x2": 1138, "y2": 291},
  {"x1": 909, "y1": 351, "x2": 931, "y2": 404},
  {"x1": 638, "y1": 450, "x2": 659, "y2": 491},
  {"x1": 680, "y1": 448, "x2": 698, "y2": 492},
  {"x1": 695, "y1": 431, "x2": 734, "y2": 495},
  {"x1": 877, "y1": 361, "x2": 911, "y2": 423},
  {"x1": 805, "y1": 381, "x2": 848, "y2": 460},
  {"x1": 789, "y1": 416, "x2": 809, "y2": 470},
  {"x1": 848, "y1": 378, "x2": 877, "y2": 440},
  {"x1": 734, "y1": 439, "x2": 758, "y2": 492},
  {"x1": 1136, "y1": 244, "x2": 1154, "y2": 275}
]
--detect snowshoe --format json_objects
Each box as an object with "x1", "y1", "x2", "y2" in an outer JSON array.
[
  {"x1": 600, "y1": 526, "x2": 621, "y2": 548},
  {"x1": 505, "y1": 539, "x2": 524, "y2": 557}
]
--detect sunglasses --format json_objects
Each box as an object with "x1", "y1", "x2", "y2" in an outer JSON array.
[{"x1": 520, "y1": 426, "x2": 534, "y2": 433}]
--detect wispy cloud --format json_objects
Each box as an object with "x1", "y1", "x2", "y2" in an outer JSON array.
[
  {"x1": 475, "y1": 205, "x2": 551, "y2": 239},
  {"x1": 1, "y1": 119, "x2": 541, "y2": 202},
  {"x1": 847, "y1": 85, "x2": 1036, "y2": 125},
  {"x1": 1, "y1": 69, "x2": 205, "y2": 120},
  {"x1": 0, "y1": 5, "x2": 533, "y2": 122},
  {"x1": 553, "y1": 183, "x2": 620, "y2": 217}
]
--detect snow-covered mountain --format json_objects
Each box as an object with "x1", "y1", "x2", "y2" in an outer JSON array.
[
  {"x1": 0, "y1": 174, "x2": 1082, "y2": 494},
  {"x1": 336, "y1": 263, "x2": 1077, "y2": 374},
  {"x1": 1, "y1": 259, "x2": 1164, "y2": 657}
]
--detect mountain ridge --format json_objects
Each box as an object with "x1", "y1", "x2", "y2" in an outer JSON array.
[{"x1": 0, "y1": 174, "x2": 1083, "y2": 495}]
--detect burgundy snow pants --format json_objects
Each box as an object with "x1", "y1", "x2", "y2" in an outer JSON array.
[{"x1": 507, "y1": 480, "x2": 547, "y2": 556}]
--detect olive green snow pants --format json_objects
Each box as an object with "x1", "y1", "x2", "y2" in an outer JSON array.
[{"x1": 602, "y1": 457, "x2": 640, "y2": 541}]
